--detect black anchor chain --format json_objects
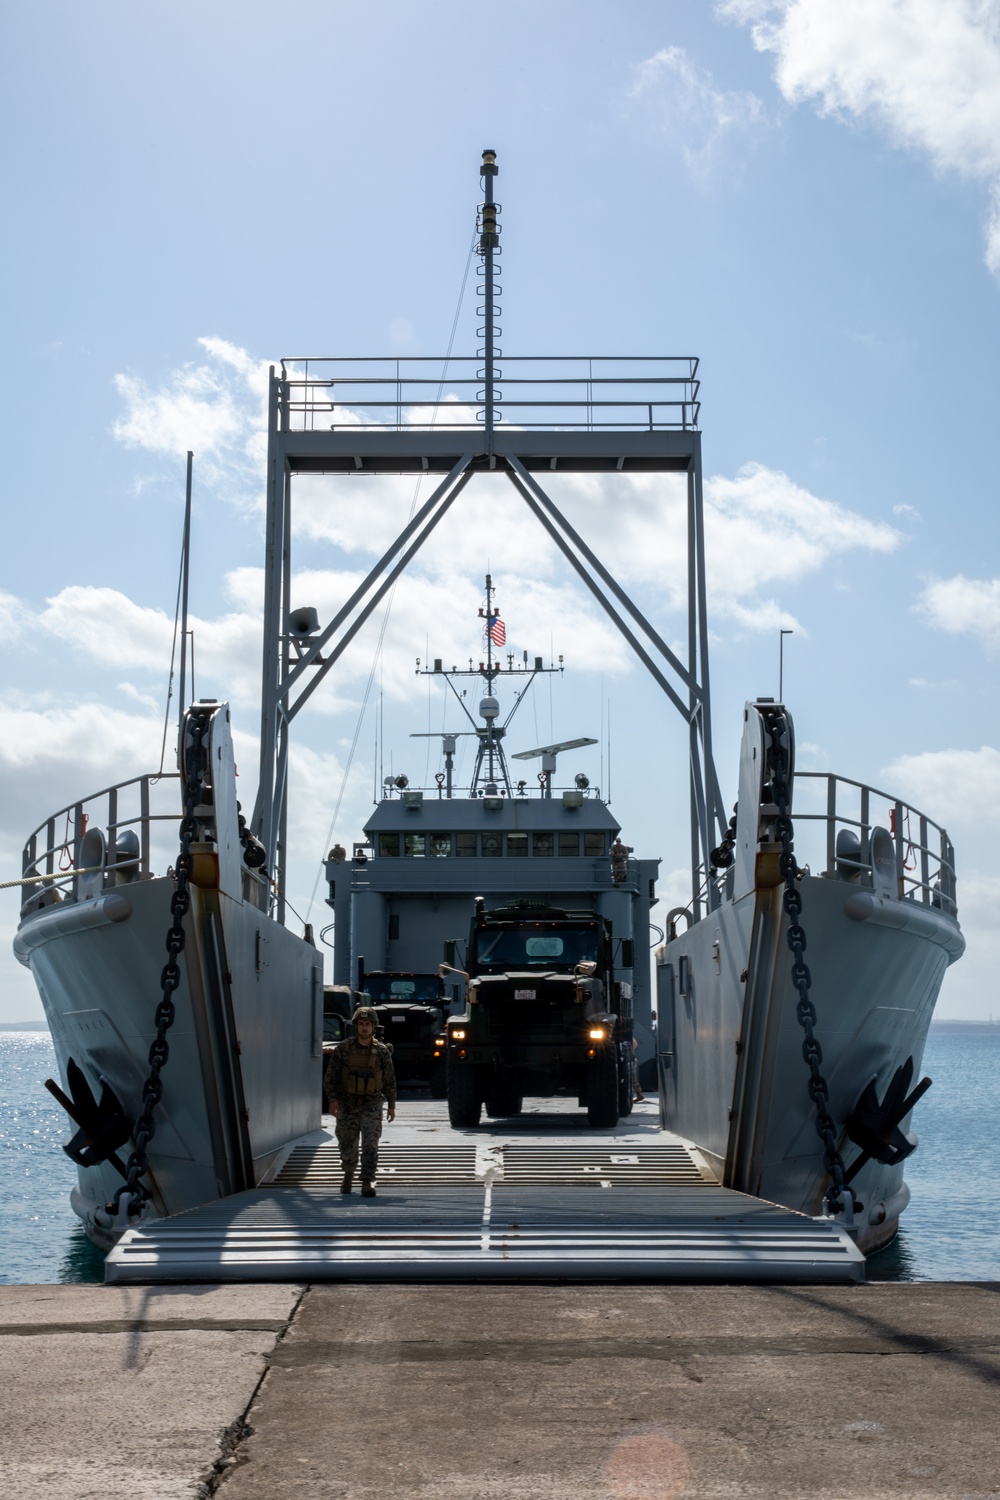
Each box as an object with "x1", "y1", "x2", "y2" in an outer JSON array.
[
  {"x1": 762, "y1": 704, "x2": 851, "y2": 1216},
  {"x1": 109, "y1": 706, "x2": 211, "y2": 1216}
]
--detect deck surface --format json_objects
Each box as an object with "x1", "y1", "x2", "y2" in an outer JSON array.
[{"x1": 105, "y1": 1096, "x2": 864, "y2": 1283}]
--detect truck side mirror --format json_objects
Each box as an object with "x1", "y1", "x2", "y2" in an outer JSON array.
[
  {"x1": 621, "y1": 939, "x2": 634, "y2": 969},
  {"x1": 444, "y1": 939, "x2": 456, "y2": 968}
]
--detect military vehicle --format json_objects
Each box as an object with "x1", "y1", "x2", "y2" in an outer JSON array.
[
  {"x1": 322, "y1": 983, "x2": 354, "y2": 1043},
  {"x1": 443, "y1": 900, "x2": 635, "y2": 1128},
  {"x1": 362, "y1": 969, "x2": 450, "y2": 1098}
]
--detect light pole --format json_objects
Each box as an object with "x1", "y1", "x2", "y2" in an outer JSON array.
[{"x1": 779, "y1": 629, "x2": 793, "y2": 701}]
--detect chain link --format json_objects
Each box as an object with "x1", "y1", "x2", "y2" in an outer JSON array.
[
  {"x1": 109, "y1": 707, "x2": 211, "y2": 1215},
  {"x1": 761, "y1": 704, "x2": 850, "y2": 1215}
]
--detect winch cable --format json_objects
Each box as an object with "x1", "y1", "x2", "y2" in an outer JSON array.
[
  {"x1": 304, "y1": 234, "x2": 478, "y2": 923},
  {"x1": 762, "y1": 703, "x2": 853, "y2": 1221},
  {"x1": 109, "y1": 705, "x2": 211, "y2": 1217}
]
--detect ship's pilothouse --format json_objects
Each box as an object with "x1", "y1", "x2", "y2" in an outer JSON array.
[{"x1": 400, "y1": 571, "x2": 599, "y2": 804}]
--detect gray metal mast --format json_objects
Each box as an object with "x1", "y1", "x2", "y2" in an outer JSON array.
[
  {"x1": 252, "y1": 148, "x2": 726, "y2": 923},
  {"x1": 479, "y1": 150, "x2": 500, "y2": 452},
  {"x1": 413, "y1": 573, "x2": 562, "y2": 798}
]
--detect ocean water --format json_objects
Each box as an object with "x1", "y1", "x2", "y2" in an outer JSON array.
[{"x1": 1, "y1": 1025, "x2": 998, "y2": 1284}]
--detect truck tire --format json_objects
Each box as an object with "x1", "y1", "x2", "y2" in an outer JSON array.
[
  {"x1": 586, "y1": 1046, "x2": 620, "y2": 1128},
  {"x1": 447, "y1": 1064, "x2": 482, "y2": 1127},
  {"x1": 485, "y1": 1085, "x2": 523, "y2": 1118}
]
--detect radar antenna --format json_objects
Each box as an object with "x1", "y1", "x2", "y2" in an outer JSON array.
[{"x1": 511, "y1": 737, "x2": 598, "y2": 799}]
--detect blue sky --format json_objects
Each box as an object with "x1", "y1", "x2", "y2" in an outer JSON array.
[{"x1": 2, "y1": 0, "x2": 999, "y2": 1020}]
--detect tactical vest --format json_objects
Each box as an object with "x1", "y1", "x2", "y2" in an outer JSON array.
[{"x1": 344, "y1": 1040, "x2": 384, "y2": 1098}]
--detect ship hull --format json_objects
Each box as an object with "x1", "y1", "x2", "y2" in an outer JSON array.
[
  {"x1": 659, "y1": 871, "x2": 962, "y2": 1255},
  {"x1": 16, "y1": 875, "x2": 322, "y2": 1247}
]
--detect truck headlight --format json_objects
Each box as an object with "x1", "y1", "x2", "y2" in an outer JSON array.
[
  {"x1": 451, "y1": 1028, "x2": 467, "y2": 1041},
  {"x1": 588, "y1": 1026, "x2": 607, "y2": 1041}
]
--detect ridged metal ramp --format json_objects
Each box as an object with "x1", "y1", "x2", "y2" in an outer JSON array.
[{"x1": 105, "y1": 1135, "x2": 864, "y2": 1284}]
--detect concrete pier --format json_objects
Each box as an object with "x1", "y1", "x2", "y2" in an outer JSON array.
[{"x1": 1, "y1": 1282, "x2": 998, "y2": 1498}]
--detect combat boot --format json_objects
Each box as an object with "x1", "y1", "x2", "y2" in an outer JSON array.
[
  {"x1": 361, "y1": 1180, "x2": 376, "y2": 1197},
  {"x1": 340, "y1": 1172, "x2": 353, "y2": 1194}
]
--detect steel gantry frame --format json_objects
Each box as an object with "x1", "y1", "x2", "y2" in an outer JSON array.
[{"x1": 250, "y1": 151, "x2": 728, "y2": 924}]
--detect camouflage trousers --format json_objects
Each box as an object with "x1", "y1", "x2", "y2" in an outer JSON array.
[{"x1": 335, "y1": 1097, "x2": 384, "y2": 1181}]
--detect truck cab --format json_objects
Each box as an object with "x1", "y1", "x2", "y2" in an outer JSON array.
[
  {"x1": 444, "y1": 901, "x2": 634, "y2": 1128},
  {"x1": 363, "y1": 970, "x2": 451, "y2": 1097}
]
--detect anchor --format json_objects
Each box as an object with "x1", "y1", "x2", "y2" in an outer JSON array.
[
  {"x1": 44, "y1": 1057, "x2": 132, "y2": 1180},
  {"x1": 842, "y1": 1055, "x2": 932, "y2": 1187}
]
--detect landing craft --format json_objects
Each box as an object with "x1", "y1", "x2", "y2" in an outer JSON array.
[{"x1": 15, "y1": 149, "x2": 961, "y2": 1280}]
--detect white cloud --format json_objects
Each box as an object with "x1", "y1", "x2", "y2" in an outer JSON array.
[
  {"x1": 723, "y1": 0, "x2": 1000, "y2": 275},
  {"x1": 918, "y1": 573, "x2": 1000, "y2": 652},
  {"x1": 881, "y1": 745, "x2": 1000, "y2": 830},
  {"x1": 892, "y1": 502, "x2": 922, "y2": 523},
  {"x1": 0, "y1": 701, "x2": 176, "y2": 890},
  {"x1": 112, "y1": 336, "x2": 271, "y2": 502},
  {"x1": 34, "y1": 584, "x2": 263, "y2": 708},
  {"x1": 630, "y1": 45, "x2": 768, "y2": 177},
  {"x1": 703, "y1": 461, "x2": 900, "y2": 626},
  {"x1": 0, "y1": 591, "x2": 26, "y2": 642}
]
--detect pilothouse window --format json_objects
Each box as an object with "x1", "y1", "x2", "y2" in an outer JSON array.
[
  {"x1": 404, "y1": 833, "x2": 427, "y2": 858},
  {"x1": 430, "y1": 834, "x2": 452, "y2": 857},
  {"x1": 378, "y1": 833, "x2": 400, "y2": 857},
  {"x1": 533, "y1": 833, "x2": 553, "y2": 857},
  {"x1": 558, "y1": 832, "x2": 580, "y2": 856},
  {"x1": 456, "y1": 832, "x2": 478, "y2": 857},
  {"x1": 507, "y1": 833, "x2": 528, "y2": 857}
]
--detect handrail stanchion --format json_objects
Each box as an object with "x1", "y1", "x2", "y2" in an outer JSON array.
[
  {"x1": 140, "y1": 777, "x2": 151, "y2": 879},
  {"x1": 826, "y1": 775, "x2": 837, "y2": 878},
  {"x1": 920, "y1": 815, "x2": 929, "y2": 905},
  {"x1": 107, "y1": 787, "x2": 118, "y2": 891},
  {"x1": 73, "y1": 803, "x2": 85, "y2": 901}
]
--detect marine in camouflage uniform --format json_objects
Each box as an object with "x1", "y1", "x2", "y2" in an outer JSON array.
[{"x1": 324, "y1": 1007, "x2": 397, "y2": 1197}]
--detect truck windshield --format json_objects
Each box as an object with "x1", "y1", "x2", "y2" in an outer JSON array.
[
  {"x1": 473, "y1": 924, "x2": 599, "y2": 970},
  {"x1": 365, "y1": 974, "x2": 442, "y2": 1003}
]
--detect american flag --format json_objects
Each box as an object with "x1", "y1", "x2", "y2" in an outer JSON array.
[{"x1": 488, "y1": 614, "x2": 506, "y2": 647}]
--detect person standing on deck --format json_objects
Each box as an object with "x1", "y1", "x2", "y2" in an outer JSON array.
[{"x1": 324, "y1": 1007, "x2": 396, "y2": 1197}]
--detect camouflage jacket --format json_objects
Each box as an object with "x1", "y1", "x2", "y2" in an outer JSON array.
[{"x1": 324, "y1": 1037, "x2": 397, "y2": 1107}]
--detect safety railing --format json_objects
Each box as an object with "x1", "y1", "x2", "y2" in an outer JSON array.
[
  {"x1": 277, "y1": 356, "x2": 701, "y2": 433},
  {"x1": 20, "y1": 774, "x2": 181, "y2": 917},
  {"x1": 791, "y1": 772, "x2": 957, "y2": 917}
]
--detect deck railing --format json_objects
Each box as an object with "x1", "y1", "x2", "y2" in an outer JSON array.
[
  {"x1": 278, "y1": 356, "x2": 701, "y2": 434},
  {"x1": 790, "y1": 772, "x2": 957, "y2": 916},
  {"x1": 21, "y1": 773, "x2": 275, "y2": 917},
  {"x1": 20, "y1": 774, "x2": 181, "y2": 916},
  {"x1": 693, "y1": 772, "x2": 958, "y2": 922}
]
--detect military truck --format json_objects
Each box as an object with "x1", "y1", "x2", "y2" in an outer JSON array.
[
  {"x1": 443, "y1": 900, "x2": 635, "y2": 1128},
  {"x1": 362, "y1": 969, "x2": 451, "y2": 1098},
  {"x1": 322, "y1": 983, "x2": 354, "y2": 1043}
]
